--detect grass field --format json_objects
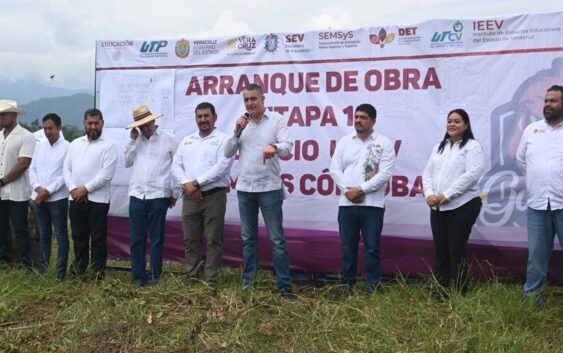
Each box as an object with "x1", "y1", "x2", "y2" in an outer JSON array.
[{"x1": 1, "y1": 263, "x2": 561, "y2": 353}]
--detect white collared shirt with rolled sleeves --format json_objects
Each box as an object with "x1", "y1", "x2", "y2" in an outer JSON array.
[
  {"x1": 123, "y1": 129, "x2": 180, "y2": 200},
  {"x1": 29, "y1": 136, "x2": 69, "y2": 202},
  {"x1": 0, "y1": 124, "x2": 36, "y2": 201},
  {"x1": 172, "y1": 129, "x2": 233, "y2": 192},
  {"x1": 516, "y1": 119, "x2": 563, "y2": 211},
  {"x1": 63, "y1": 135, "x2": 118, "y2": 203},
  {"x1": 422, "y1": 139, "x2": 484, "y2": 211},
  {"x1": 224, "y1": 111, "x2": 292, "y2": 193},
  {"x1": 330, "y1": 132, "x2": 395, "y2": 208}
]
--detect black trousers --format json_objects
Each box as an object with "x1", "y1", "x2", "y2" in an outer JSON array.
[
  {"x1": 430, "y1": 197, "x2": 482, "y2": 291},
  {"x1": 69, "y1": 201, "x2": 109, "y2": 275}
]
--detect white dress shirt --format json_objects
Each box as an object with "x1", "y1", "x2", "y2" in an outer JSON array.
[
  {"x1": 516, "y1": 119, "x2": 563, "y2": 210},
  {"x1": 422, "y1": 139, "x2": 484, "y2": 211},
  {"x1": 123, "y1": 128, "x2": 180, "y2": 199},
  {"x1": 63, "y1": 135, "x2": 118, "y2": 203},
  {"x1": 172, "y1": 128, "x2": 233, "y2": 191},
  {"x1": 0, "y1": 124, "x2": 36, "y2": 201},
  {"x1": 29, "y1": 136, "x2": 69, "y2": 202},
  {"x1": 224, "y1": 111, "x2": 292, "y2": 193},
  {"x1": 330, "y1": 132, "x2": 395, "y2": 207}
]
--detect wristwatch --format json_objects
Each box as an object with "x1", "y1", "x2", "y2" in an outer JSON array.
[
  {"x1": 191, "y1": 180, "x2": 200, "y2": 188},
  {"x1": 357, "y1": 187, "x2": 365, "y2": 196},
  {"x1": 0, "y1": 178, "x2": 5, "y2": 187}
]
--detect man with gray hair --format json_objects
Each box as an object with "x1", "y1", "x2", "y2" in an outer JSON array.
[{"x1": 224, "y1": 84, "x2": 295, "y2": 299}]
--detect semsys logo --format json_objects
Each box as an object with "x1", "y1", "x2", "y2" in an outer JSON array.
[
  {"x1": 318, "y1": 31, "x2": 354, "y2": 41},
  {"x1": 318, "y1": 30, "x2": 359, "y2": 50},
  {"x1": 369, "y1": 28, "x2": 395, "y2": 48}
]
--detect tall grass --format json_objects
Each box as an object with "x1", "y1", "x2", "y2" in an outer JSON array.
[{"x1": 1, "y1": 262, "x2": 561, "y2": 353}]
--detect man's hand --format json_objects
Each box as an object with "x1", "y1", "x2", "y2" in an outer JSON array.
[
  {"x1": 426, "y1": 195, "x2": 437, "y2": 207},
  {"x1": 70, "y1": 186, "x2": 88, "y2": 203},
  {"x1": 435, "y1": 193, "x2": 448, "y2": 206},
  {"x1": 345, "y1": 187, "x2": 365, "y2": 204},
  {"x1": 234, "y1": 116, "x2": 249, "y2": 135},
  {"x1": 262, "y1": 144, "x2": 277, "y2": 163},
  {"x1": 130, "y1": 128, "x2": 139, "y2": 141},
  {"x1": 168, "y1": 197, "x2": 177, "y2": 209},
  {"x1": 34, "y1": 186, "x2": 50, "y2": 204},
  {"x1": 182, "y1": 182, "x2": 199, "y2": 196}
]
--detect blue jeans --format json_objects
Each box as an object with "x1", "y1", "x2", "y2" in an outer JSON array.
[
  {"x1": 337, "y1": 206, "x2": 385, "y2": 287},
  {"x1": 524, "y1": 205, "x2": 563, "y2": 296},
  {"x1": 238, "y1": 189, "x2": 291, "y2": 291},
  {"x1": 129, "y1": 197, "x2": 169, "y2": 285},
  {"x1": 0, "y1": 200, "x2": 32, "y2": 269},
  {"x1": 33, "y1": 198, "x2": 69, "y2": 278}
]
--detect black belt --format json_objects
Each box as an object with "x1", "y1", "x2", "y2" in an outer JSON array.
[{"x1": 201, "y1": 187, "x2": 227, "y2": 197}]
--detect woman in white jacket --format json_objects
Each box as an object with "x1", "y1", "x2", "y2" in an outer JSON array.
[{"x1": 422, "y1": 108, "x2": 484, "y2": 295}]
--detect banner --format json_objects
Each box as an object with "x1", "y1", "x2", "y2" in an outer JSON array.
[{"x1": 95, "y1": 12, "x2": 563, "y2": 283}]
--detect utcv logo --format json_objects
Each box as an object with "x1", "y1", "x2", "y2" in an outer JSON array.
[{"x1": 431, "y1": 21, "x2": 463, "y2": 42}]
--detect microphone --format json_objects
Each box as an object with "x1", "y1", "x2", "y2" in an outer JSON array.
[{"x1": 235, "y1": 113, "x2": 250, "y2": 137}]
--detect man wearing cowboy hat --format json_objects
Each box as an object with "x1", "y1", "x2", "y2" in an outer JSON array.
[
  {"x1": 124, "y1": 104, "x2": 179, "y2": 286},
  {"x1": 64, "y1": 108, "x2": 117, "y2": 280},
  {"x1": 0, "y1": 100, "x2": 36, "y2": 269},
  {"x1": 172, "y1": 102, "x2": 233, "y2": 287}
]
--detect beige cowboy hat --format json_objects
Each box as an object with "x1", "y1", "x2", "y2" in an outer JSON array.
[
  {"x1": 0, "y1": 100, "x2": 27, "y2": 115},
  {"x1": 127, "y1": 104, "x2": 162, "y2": 129}
]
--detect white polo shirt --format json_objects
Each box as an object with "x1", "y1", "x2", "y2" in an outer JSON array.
[
  {"x1": 0, "y1": 124, "x2": 36, "y2": 201},
  {"x1": 172, "y1": 128, "x2": 233, "y2": 192}
]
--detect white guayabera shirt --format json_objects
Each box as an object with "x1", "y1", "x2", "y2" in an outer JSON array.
[{"x1": 330, "y1": 132, "x2": 395, "y2": 208}]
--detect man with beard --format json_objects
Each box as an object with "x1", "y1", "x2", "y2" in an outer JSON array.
[
  {"x1": 330, "y1": 103, "x2": 395, "y2": 297},
  {"x1": 172, "y1": 102, "x2": 233, "y2": 287},
  {"x1": 0, "y1": 100, "x2": 36, "y2": 269},
  {"x1": 124, "y1": 104, "x2": 179, "y2": 286},
  {"x1": 517, "y1": 85, "x2": 563, "y2": 307},
  {"x1": 64, "y1": 108, "x2": 117, "y2": 280}
]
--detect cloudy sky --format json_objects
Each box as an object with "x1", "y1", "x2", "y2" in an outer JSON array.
[{"x1": 0, "y1": 0, "x2": 561, "y2": 89}]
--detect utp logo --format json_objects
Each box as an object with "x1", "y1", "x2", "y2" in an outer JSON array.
[{"x1": 140, "y1": 40, "x2": 168, "y2": 57}]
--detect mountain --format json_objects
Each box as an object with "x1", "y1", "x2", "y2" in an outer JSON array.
[
  {"x1": 0, "y1": 79, "x2": 91, "y2": 105},
  {"x1": 19, "y1": 93, "x2": 95, "y2": 128}
]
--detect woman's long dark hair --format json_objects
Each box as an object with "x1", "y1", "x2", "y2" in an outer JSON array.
[{"x1": 437, "y1": 108, "x2": 475, "y2": 154}]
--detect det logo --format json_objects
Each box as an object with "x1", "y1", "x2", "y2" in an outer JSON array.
[{"x1": 369, "y1": 28, "x2": 395, "y2": 48}]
